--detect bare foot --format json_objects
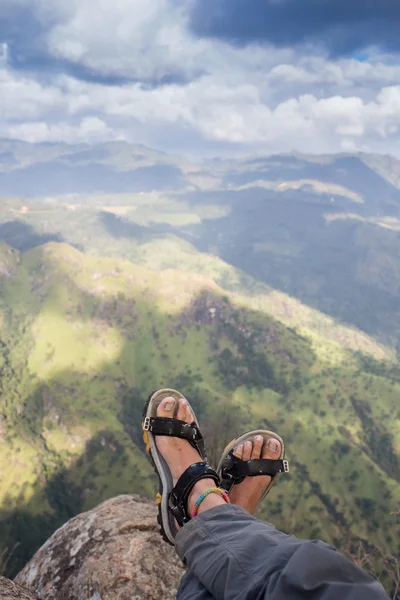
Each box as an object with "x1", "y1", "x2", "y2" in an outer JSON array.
[
  {"x1": 229, "y1": 435, "x2": 282, "y2": 515},
  {"x1": 156, "y1": 396, "x2": 226, "y2": 517}
]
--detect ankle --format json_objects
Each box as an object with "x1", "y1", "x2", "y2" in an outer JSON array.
[{"x1": 188, "y1": 479, "x2": 227, "y2": 516}]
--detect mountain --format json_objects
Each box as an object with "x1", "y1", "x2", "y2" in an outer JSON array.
[
  {"x1": 0, "y1": 241, "x2": 399, "y2": 587},
  {"x1": 0, "y1": 142, "x2": 399, "y2": 595},
  {"x1": 0, "y1": 140, "x2": 197, "y2": 197},
  {"x1": 1, "y1": 142, "x2": 400, "y2": 350}
]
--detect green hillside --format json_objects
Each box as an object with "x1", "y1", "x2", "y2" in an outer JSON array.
[
  {"x1": 2, "y1": 150, "x2": 400, "y2": 352},
  {"x1": 1, "y1": 190, "x2": 399, "y2": 355},
  {"x1": 0, "y1": 241, "x2": 398, "y2": 589},
  {"x1": 1, "y1": 145, "x2": 400, "y2": 595}
]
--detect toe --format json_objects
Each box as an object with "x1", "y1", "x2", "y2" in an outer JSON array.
[
  {"x1": 185, "y1": 402, "x2": 195, "y2": 425},
  {"x1": 177, "y1": 398, "x2": 188, "y2": 422},
  {"x1": 242, "y1": 440, "x2": 253, "y2": 462},
  {"x1": 233, "y1": 444, "x2": 244, "y2": 460},
  {"x1": 252, "y1": 435, "x2": 263, "y2": 459},
  {"x1": 262, "y1": 437, "x2": 281, "y2": 459},
  {"x1": 157, "y1": 396, "x2": 176, "y2": 418}
]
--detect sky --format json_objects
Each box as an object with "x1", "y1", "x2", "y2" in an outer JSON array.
[{"x1": 1, "y1": 0, "x2": 400, "y2": 157}]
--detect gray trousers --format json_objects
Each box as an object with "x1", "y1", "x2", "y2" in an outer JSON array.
[{"x1": 175, "y1": 505, "x2": 389, "y2": 600}]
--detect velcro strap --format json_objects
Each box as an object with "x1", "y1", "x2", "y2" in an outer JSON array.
[
  {"x1": 169, "y1": 462, "x2": 220, "y2": 526},
  {"x1": 225, "y1": 455, "x2": 289, "y2": 479},
  {"x1": 145, "y1": 417, "x2": 203, "y2": 441}
]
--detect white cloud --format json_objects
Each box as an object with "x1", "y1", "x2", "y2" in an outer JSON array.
[
  {"x1": 268, "y1": 57, "x2": 400, "y2": 89},
  {"x1": 0, "y1": 67, "x2": 64, "y2": 120},
  {"x1": 6, "y1": 117, "x2": 118, "y2": 144},
  {"x1": 31, "y1": 0, "x2": 205, "y2": 82},
  {"x1": 2, "y1": 0, "x2": 400, "y2": 156}
]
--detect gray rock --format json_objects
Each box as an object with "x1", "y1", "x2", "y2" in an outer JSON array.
[
  {"x1": 0, "y1": 576, "x2": 40, "y2": 599},
  {"x1": 16, "y1": 495, "x2": 185, "y2": 600}
]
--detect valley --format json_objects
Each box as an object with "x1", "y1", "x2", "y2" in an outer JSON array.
[{"x1": 0, "y1": 142, "x2": 399, "y2": 594}]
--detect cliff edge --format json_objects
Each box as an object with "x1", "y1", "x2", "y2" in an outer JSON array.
[{"x1": 15, "y1": 495, "x2": 185, "y2": 600}]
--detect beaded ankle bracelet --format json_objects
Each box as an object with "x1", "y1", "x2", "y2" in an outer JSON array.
[{"x1": 192, "y1": 487, "x2": 230, "y2": 518}]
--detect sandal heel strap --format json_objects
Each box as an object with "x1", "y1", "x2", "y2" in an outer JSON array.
[{"x1": 169, "y1": 462, "x2": 220, "y2": 527}]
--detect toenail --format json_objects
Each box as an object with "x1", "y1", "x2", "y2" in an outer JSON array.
[
  {"x1": 268, "y1": 439, "x2": 279, "y2": 452},
  {"x1": 163, "y1": 398, "x2": 176, "y2": 410},
  {"x1": 245, "y1": 441, "x2": 252, "y2": 449},
  {"x1": 255, "y1": 435, "x2": 263, "y2": 442}
]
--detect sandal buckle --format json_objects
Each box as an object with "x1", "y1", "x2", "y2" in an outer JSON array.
[
  {"x1": 283, "y1": 460, "x2": 289, "y2": 473},
  {"x1": 143, "y1": 417, "x2": 151, "y2": 431},
  {"x1": 185, "y1": 422, "x2": 198, "y2": 440}
]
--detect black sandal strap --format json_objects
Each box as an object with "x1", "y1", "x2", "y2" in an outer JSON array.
[
  {"x1": 143, "y1": 416, "x2": 206, "y2": 459},
  {"x1": 221, "y1": 453, "x2": 289, "y2": 491},
  {"x1": 143, "y1": 416, "x2": 201, "y2": 440},
  {"x1": 169, "y1": 462, "x2": 220, "y2": 527}
]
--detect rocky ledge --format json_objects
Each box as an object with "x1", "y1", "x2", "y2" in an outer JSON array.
[{"x1": 14, "y1": 495, "x2": 184, "y2": 600}]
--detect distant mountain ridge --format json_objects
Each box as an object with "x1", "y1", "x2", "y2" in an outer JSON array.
[{"x1": 1, "y1": 139, "x2": 400, "y2": 199}]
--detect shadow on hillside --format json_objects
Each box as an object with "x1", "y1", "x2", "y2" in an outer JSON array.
[
  {"x1": 0, "y1": 401, "x2": 253, "y2": 578},
  {"x1": 0, "y1": 221, "x2": 64, "y2": 252},
  {"x1": 98, "y1": 211, "x2": 152, "y2": 240},
  {"x1": 170, "y1": 183, "x2": 400, "y2": 347},
  {"x1": 0, "y1": 276, "x2": 291, "y2": 576},
  {"x1": 89, "y1": 156, "x2": 400, "y2": 348},
  {"x1": 98, "y1": 210, "x2": 176, "y2": 244},
  {"x1": 0, "y1": 161, "x2": 188, "y2": 197},
  {"x1": 224, "y1": 155, "x2": 400, "y2": 214},
  {"x1": 0, "y1": 262, "x2": 398, "y2": 581}
]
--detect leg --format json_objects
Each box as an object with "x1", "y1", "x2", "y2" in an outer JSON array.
[
  {"x1": 177, "y1": 571, "x2": 214, "y2": 600},
  {"x1": 149, "y1": 396, "x2": 387, "y2": 600},
  {"x1": 177, "y1": 431, "x2": 284, "y2": 600},
  {"x1": 176, "y1": 504, "x2": 389, "y2": 600}
]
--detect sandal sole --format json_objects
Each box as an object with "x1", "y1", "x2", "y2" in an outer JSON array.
[{"x1": 142, "y1": 388, "x2": 204, "y2": 545}]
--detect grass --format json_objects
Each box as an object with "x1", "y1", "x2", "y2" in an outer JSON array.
[
  {"x1": 2, "y1": 194, "x2": 399, "y2": 353},
  {"x1": 0, "y1": 239, "x2": 398, "y2": 590}
]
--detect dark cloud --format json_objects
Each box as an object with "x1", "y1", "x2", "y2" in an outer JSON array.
[
  {"x1": 0, "y1": 1, "x2": 198, "y2": 87},
  {"x1": 0, "y1": 2, "x2": 52, "y2": 63},
  {"x1": 6, "y1": 38, "x2": 200, "y2": 88},
  {"x1": 189, "y1": 0, "x2": 400, "y2": 56}
]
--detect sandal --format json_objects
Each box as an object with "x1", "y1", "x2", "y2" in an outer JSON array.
[
  {"x1": 217, "y1": 429, "x2": 289, "y2": 500},
  {"x1": 142, "y1": 388, "x2": 220, "y2": 545}
]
